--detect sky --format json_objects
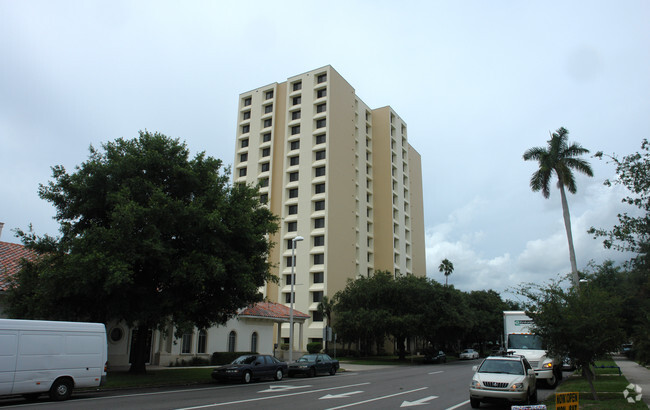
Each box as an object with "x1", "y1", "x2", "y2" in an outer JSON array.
[{"x1": 1, "y1": 0, "x2": 649, "y2": 299}]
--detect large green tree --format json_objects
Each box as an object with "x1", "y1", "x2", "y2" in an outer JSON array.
[
  {"x1": 523, "y1": 127, "x2": 593, "y2": 286},
  {"x1": 590, "y1": 139, "x2": 650, "y2": 363},
  {"x1": 7, "y1": 131, "x2": 278, "y2": 373},
  {"x1": 518, "y1": 273, "x2": 625, "y2": 400}
]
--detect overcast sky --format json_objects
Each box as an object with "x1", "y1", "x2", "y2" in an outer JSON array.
[{"x1": 2, "y1": 1, "x2": 648, "y2": 299}]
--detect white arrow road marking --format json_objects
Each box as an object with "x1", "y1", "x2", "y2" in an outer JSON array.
[
  {"x1": 427, "y1": 370, "x2": 443, "y2": 375},
  {"x1": 176, "y1": 382, "x2": 370, "y2": 409},
  {"x1": 326, "y1": 387, "x2": 428, "y2": 410},
  {"x1": 400, "y1": 395, "x2": 439, "y2": 407},
  {"x1": 258, "y1": 385, "x2": 311, "y2": 393},
  {"x1": 320, "y1": 391, "x2": 364, "y2": 400}
]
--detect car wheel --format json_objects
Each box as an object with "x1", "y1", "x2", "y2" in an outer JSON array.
[
  {"x1": 470, "y1": 397, "x2": 481, "y2": 408},
  {"x1": 544, "y1": 373, "x2": 558, "y2": 389},
  {"x1": 531, "y1": 388, "x2": 538, "y2": 404},
  {"x1": 49, "y1": 378, "x2": 73, "y2": 401},
  {"x1": 242, "y1": 371, "x2": 252, "y2": 384},
  {"x1": 274, "y1": 369, "x2": 284, "y2": 381},
  {"x1": 329, "y1": 366, "x2": 336, "y2": 375},
  {"x1": 555, "y1": 366, "x2": 563, "y2": 381},
  {"x1": 308, "y1": 367, "x2": 316, "y2": 378}
]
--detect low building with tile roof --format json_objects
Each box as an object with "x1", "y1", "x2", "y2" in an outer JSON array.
[{"x1": 0, "y1": 240, "x2": 38, "y2": 317}]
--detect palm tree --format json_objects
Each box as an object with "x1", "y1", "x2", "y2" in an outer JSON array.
[
  {"x1": 317, "y1": 295, "x2": 334, "y2": 352},
  {"x1": 523, "y1": 127, "x2": 593, "y2": 286},
  {"x1": 438, "y1": 258, "x2": 454, "y2": 287}
]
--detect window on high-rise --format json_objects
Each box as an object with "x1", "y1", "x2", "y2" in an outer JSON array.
[
  {"x1": 262, "y1": 147, "x2": 270, "y2": 157},
  {"x1": 243, "y1": 111, "x2": 251, "y2": 120},
  {"x1": 317, "y1": 88, "x2": 327, "y2": 99},
  {"x1": 261, "y1": 162, "x2": 270, "y2": 172},
  {"x1": 238, "y1": 168, "x2": 247, "y2": 177},
  {"x1": 288, "y1": 221, "x2": 297, "y2": 232},
  {"x1": 264, "y1": 104, "x2": 273, "y2": 114},
  {"x1": 316, "y1": 118, "x2": 326, "y2": 129},
  {"x1": 242, "y1": 125, "x2": 250, "y2": 134},
  {"x1": 313, "y1": 254, "x2": 324, "y2": 265},
  {"x1": 316, "y1": 103, "x2": 326, "y2": 113},
  {"x1": 315, "y1": 183, "x2": 325, "y2": 194},
  {"x1": 258, "y1": 178, "x2": 268, "y2": 187},
  {"x1": 315, "y1": 134, "x2": 326, "y2": 145},
  {"x1": 290, "y1": 140, "x2": 300, "y2": 151},
  {"x1": 291, "y1": 111, "x2": 301, "y2": 120},
  {"x1": 317, "y1": 73, "x2": 327, "y2": 83},
  {"x1": 315, "y1": 150, "x2": 326, "y2": 161},
  {"x1": 289, "y1": 188, "x2": 298, "y2": 198},
  {"x1": 314, "y1": 235, "x2": 324, "y2": 246},
  {"x1": 244, "y1": 97, "x2": 252, "y2": 106},
  {"x1": 265, "y1": 90, "x2": 273, "y2": 99},
  {"x1": 313, "y1": 272, "x2": 324, "y2": 283},
  {"x1": 293, "y1": 81, "x2": 302, "y2": 91},
  {"x1": 286, "y1": 256, "x2": 294, "y2": 267},
  {"x1": 312, "y1": 291, "x2": 323, "y2": 303},
  {"x1": 284, "y1": 292, "x2": 294, "y2": 303},
  {"x1": 314, "y1": 200, "x2": 325, "y2": 211},
  {"x1": 263, "y1": 119, "x2": 272, "y2": 128},
  {"x1": 292, "y1": 96, "x2": 301, "y2": 106},
  {"x1": 289, "y1": 171, "x2": 299, "y2": 182},
  {"x1": 262, "y1": 132, "x2": 271, "y2": 142},
  {"x1": 315, "y1": 166, "x2": 325, "y2": 177},
  {"x1": 240, "y1": 153, "x2": 248, "y2": 162},
  {"x1": 289, "y1": 156, "x2": 299, "y2": 166},
  {"x1": 260, "y1": 194, "x2": 268, "y2": 204},
  {"x1": 288, "y1": 204, "x2": 298, "y2": 215},
  {"x1": 314, "y1": 217, "x2": 325, "y2": 229},
  {"x1": 241, "y1": 138, "x2": 249, "y2": 148},
  {"x1": 291, "y1": 125, "x2": 300, "y2": 135}
]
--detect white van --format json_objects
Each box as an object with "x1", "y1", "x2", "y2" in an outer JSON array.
[{"x1": 0, "y1": 319, "x2": 107, "y2": 401}]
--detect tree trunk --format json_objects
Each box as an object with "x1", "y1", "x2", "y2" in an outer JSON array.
[
  {"x1": 129, "y1": 325, "x2": 150, "y2": 374},
  {"x1": 559, "y1": 184, "x2": 581, "y2": 287},
  {"x1": 582, "y1": 364, "x2": 599, "y2": 401}
]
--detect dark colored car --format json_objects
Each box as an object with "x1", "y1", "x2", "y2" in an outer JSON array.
[
  {"x1": 424, "y1": 350, "x2": 446, "y2": 364},
  {"x1": 288, "y1": 353, "x2": 339, "y2": 377},
  {"x1": 211, "y1": 354, "x2": 287, "y2": 383}
]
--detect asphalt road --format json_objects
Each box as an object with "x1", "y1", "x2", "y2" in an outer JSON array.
[{"x1": 0, "y1": 359, "x2": 563, "y2": 409}]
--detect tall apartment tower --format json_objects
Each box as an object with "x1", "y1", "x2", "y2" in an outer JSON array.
[{"x1": 233, "y1": 66, "x2": 425, "y2": 349}]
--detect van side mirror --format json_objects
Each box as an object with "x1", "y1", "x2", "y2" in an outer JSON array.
[{"x1": 527, "y1": 369, "x2": 535, "y2": 376}]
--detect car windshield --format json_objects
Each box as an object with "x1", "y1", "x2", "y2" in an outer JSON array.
[
  {"x1": 297, "y1": 354, "x2": 318, "y2": 362},
  {"x1": 232, "y1": 355, "x2": 257, "y2": 364},
  {"x1": 508, "y1": 334, "x2": 544, "y2": 350},
  {"x1": 479, "y1": 359, "x2": 524, "y2": 375},
  {"x1": 462, "y1": 350, "x2": 473, "y2": 353}
]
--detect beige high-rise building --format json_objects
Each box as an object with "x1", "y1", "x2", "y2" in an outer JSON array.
[{"x1": 233, "y1": 66, "x2": 425, "y2": 351}]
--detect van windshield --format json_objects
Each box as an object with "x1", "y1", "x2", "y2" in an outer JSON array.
[{"x1": 508, "y1": 334, "x2": 544, "y2": 350}]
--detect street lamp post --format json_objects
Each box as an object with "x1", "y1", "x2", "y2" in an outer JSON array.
[{"x1": 289, "y1": 235, "x2": 304, "y2": 363}]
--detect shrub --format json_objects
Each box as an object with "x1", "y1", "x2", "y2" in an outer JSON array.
[{"x1": 307, "y1": 342, "x2": 322, "y2": 353}]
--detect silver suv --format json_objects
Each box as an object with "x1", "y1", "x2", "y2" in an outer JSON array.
[{"x1": 469, "y1": 354, "x2": 537, "y2": 408}]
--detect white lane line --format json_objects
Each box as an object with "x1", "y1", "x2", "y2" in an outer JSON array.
[
  {"x1": 446, "y1": 399, "x2": 470, "y2": 409},
  {"x1": 325, "y1": 387, "x2": 428, "y2": 410},
  {"x1": 428, "y1": 370, "x2": 443, "y2": 375},
  {"x1": 175, "y1": 382, "x2": 371, "y2": 409}
]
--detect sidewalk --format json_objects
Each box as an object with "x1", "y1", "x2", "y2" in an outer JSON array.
[{"x1": 613, "y1": 355, "x2": 650, "y2": 408}]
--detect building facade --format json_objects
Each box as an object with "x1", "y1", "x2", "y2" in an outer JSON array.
[{"x1": 233, "y1": 66, "x2": 425, "y2": 350}]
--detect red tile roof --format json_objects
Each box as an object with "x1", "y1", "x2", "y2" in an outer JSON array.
[
  {"x1": 240, "y1": 301, "x2": 310, "y2": 321},
  {"x1": 0, "y1": 241, "x2": 38, "y2": 291}
]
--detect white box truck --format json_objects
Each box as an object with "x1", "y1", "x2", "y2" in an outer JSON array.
[
  {"x1": 503, "y1": 311, "x2": 561, "y2": 388},
  {"x1": 0, "y1": 319, "x2": 107, "y2": 401}
]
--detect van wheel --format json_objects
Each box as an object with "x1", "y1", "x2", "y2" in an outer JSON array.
[
  {"x1": 49, "y1": 378, "x2": 73, "y2": 401},
  {"x1": 544, "y1": 373, "x2": 558, "y2": 389},
  {"x1": 470, "y1": 397, "x2": 481, "y2": 408}
]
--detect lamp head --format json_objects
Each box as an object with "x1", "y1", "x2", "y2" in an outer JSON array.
[{"x1": 292, "y1": 236, "x2": 304, "y2": 243}]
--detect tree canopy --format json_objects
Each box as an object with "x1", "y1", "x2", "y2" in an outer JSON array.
[{"x1": 7, "y1": 131, "x2": 278, "y2": 373}]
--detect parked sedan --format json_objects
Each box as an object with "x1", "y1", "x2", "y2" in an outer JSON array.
[
  {"x1": 211, "y1": 354, "x2": 287, "y2": 383},
  {"x1": 424, "y1": 350, "x2": 446, "y2": 364},
  {"x1": 460, "y1": 349, "x2": 480, "y2": 360},
  {"x1": 288, "y1": 353, "x2": 339, "y2": 377}
]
